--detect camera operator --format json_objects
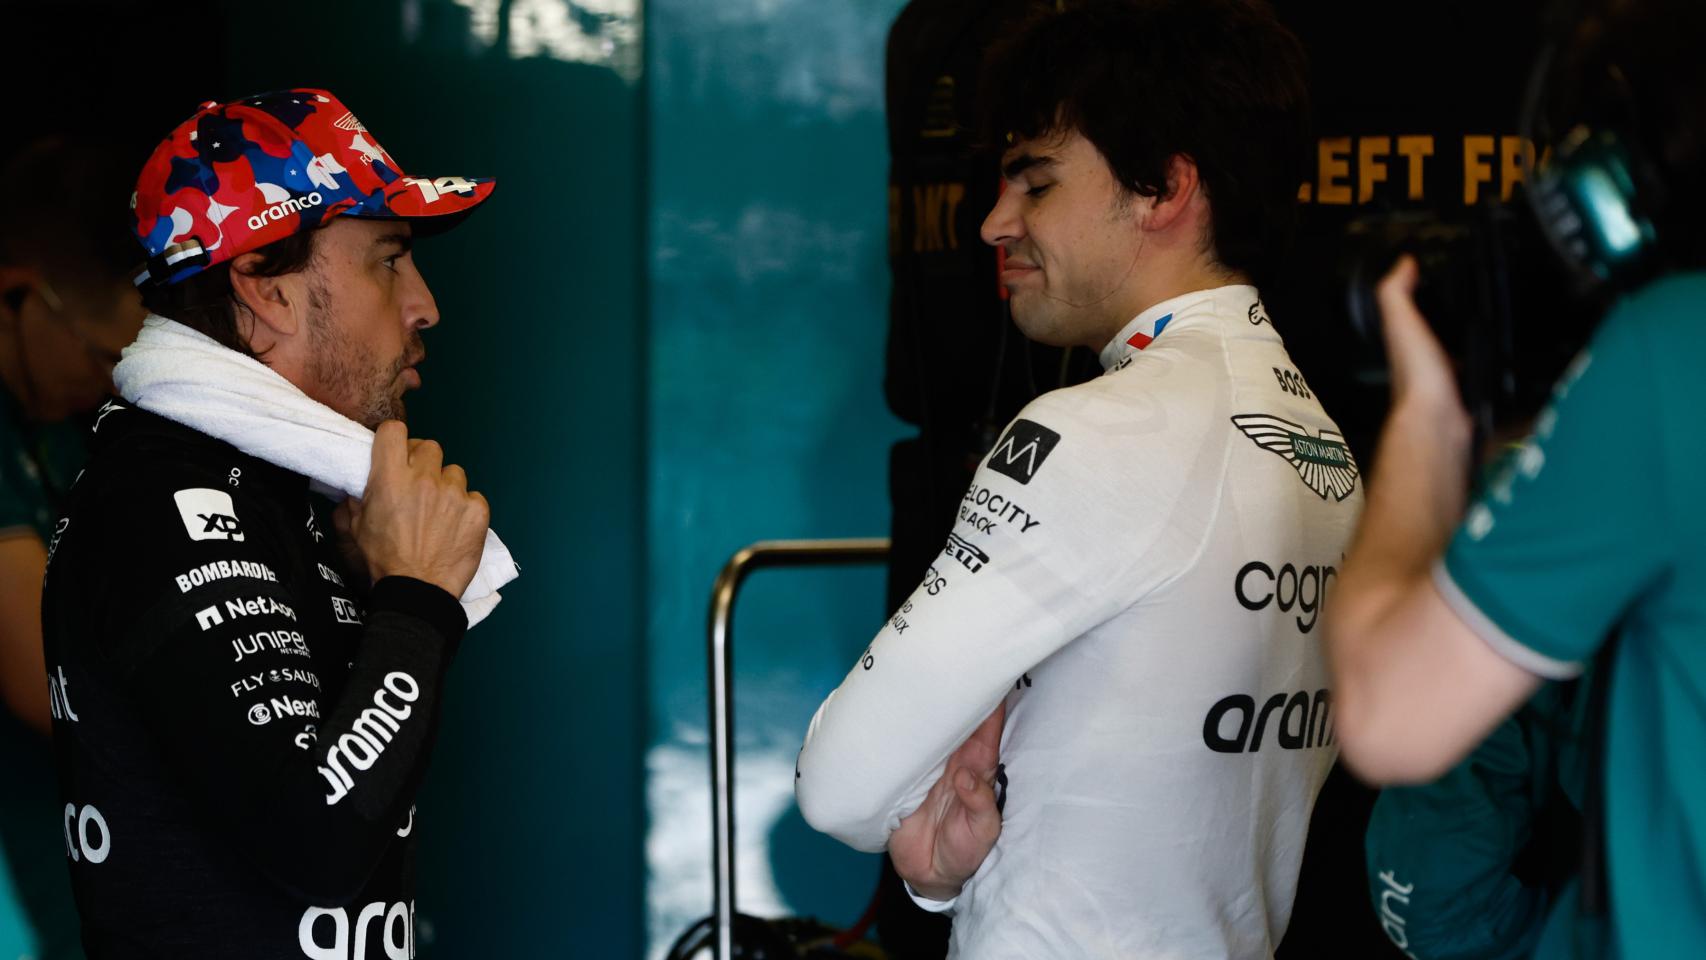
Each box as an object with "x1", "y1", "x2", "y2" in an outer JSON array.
[{"x1": 1326, "y1": 1, "x2": 1706, "y2": 955}]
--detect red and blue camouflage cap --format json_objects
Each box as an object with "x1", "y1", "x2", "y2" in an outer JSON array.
[{"x1": 131, "y1": 87, "x2": 495, "y2": 287}]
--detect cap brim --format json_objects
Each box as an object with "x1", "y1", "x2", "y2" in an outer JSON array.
[{"x1": 347, "y1": 176, "x2": 496, "y2": 235}]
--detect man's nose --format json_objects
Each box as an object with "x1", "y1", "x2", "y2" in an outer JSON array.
[{"x1": 981, "y1": 186, "x2": 1024, "y2": 249}]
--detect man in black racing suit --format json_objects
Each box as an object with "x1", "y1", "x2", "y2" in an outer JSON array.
[{"x1": 39, "y1": 89, "x2": 496, "y2": 959}]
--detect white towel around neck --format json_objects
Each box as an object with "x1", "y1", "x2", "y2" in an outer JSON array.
[{"x1": 111, "y1": 315, "x2": 517, "y2": 627}]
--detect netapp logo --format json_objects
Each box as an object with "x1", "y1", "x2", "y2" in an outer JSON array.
[
  {"x1": 299, "y1": 900, "x2": 415, "y2": 960},
  {"x1": 1234, "y1": 560, "x2": 1337, "y2": 634},
  {"x1": 247, "y1": 191, "x2": 323, "y2": 232},
  {"x1": 175, "y1": 559, "x2": 278, "y2": 593},
  {"x1": 1203, "y1": 689, "x2": 1333, "y2": 753},
  {"x1": 318, "y1": 672, "x2": 421, "y2": 805},
  {"x1": 986, "y1": 419, "x2": 1061, "y2": 485},
  {"x1": 195, "y1": 595, "x2": 298, "y2": 631},
  {"x1": 174, "y1": 488, "x2": 244, "y2": 541},
  {"x1": 943, "y1": 532, "x2": 990, "y2": 574}
]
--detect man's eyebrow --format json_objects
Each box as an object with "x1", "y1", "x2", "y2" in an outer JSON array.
[
  {"x1": 1002, "y1": 152, "x2": 1057, "y2": 180},
  {"x1": 372, "y1": 231, "x2": 413, "y2": 254}
]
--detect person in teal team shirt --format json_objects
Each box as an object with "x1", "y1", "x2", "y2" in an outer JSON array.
[
  {"x1": 1324, "y1": 1, "x2": 1706, "y2": 957},
  {"x1": 0, "y1": 139, "x2": 145, "y2": 960},
  {"x1": 1364, "y1": 678, "x2": 1591, "y2": 959}
]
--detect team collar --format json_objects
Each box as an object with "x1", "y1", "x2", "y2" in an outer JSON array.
[{"x1": 1097, "y1": 284, "x2": 1266, "y2": 371}]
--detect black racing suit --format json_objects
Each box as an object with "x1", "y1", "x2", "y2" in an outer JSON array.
[{"x1": 40, "y1": 401, "x2": 466, "y2": 959}]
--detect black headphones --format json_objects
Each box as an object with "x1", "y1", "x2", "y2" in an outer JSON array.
[{"x1": 1521, "y1": 0, "x2": 1673, "y2": 292}]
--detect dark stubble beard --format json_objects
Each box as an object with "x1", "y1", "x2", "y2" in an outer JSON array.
[{"x1": 303, "y1": 275, "x2": 421, "y2": 430}]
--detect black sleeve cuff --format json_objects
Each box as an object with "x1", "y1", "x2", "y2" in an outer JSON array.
[{"x1": 368, "y1": 576, "x2": 469, "y2": 648}]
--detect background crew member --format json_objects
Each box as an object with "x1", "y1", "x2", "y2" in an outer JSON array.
[
  {"x1": 0, "y1": 137, "x2": 146, "y2": 960},
  {"x1": 1327, "y1": 2, "x2": 1706, "y2": 956}
]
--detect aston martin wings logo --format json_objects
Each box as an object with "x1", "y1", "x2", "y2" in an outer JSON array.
[{"x1": 1231, "y1": 414, "x2": 1360, "y2": 501}]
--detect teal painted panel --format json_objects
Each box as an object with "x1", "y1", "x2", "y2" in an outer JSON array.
[
  {"x1": 0, "y1": 845, "x2": 35, "y2": 960},
  {"x1": 222, "y1": 2, "x2": 647, "y2": 956},
  {"x1": 644, "y1": 0, "x2": 910, "y2": 954}
]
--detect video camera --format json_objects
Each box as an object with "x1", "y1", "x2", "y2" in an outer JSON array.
[{"x1": 1339, "y1": 0, "x2": 1697, "y2": 457}]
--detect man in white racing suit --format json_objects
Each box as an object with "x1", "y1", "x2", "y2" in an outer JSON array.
[{"x1": 796, "y1": 2, "x2": 1360, "y2": 956}]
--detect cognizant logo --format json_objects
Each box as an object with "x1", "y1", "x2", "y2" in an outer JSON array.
[
  {"x1": 317, "y1": 672, "x2": 420, "y2": 805},
  {"x1": 248, "y1": 191, "x2": 324, "y2": 232}
]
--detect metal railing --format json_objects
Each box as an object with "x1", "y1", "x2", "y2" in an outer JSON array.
[{"x1": 705, "y1": 537, "x2": 891, "y2": 960}]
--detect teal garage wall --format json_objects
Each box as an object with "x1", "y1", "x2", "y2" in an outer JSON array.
[
  {"x1": 222, "y1": 2, "x2": 648, "y2": 956},
  {"x1": 644, "y1": 0, "x2": 909, "y2": 955}
]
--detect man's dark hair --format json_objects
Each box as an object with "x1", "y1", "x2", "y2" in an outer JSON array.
[
  {"x1": 138, "y1": 229, "x2": 319, "y2": 358},
  {"x1": 980, "y1": 0, "x2": 1309, "y2": 284}
]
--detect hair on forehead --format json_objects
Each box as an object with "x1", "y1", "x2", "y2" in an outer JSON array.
[{"x1": 979, "y1": 0, "x2": 1310, "y2": 284}]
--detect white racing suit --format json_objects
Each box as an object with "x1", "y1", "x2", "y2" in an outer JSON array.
[{"x1": 797, "y1": 285, "x2": 1361, "y2": 958}]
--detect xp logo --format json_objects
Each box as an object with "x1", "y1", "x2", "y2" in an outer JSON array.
[
  {"x1": 249, "y1": 703, "x2": 273, "y2": 726},
  {"x1": 173, "y1": 488, "x2": 245, "y2": 542},
  {"x1": 246, "y1": 190, "x2": 323, "y2": 232},
  {"x1": 986, "y1": 419, "x2": 1062, "y2": 485}
]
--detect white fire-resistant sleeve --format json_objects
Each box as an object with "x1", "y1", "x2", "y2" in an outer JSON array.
[{"x1": 794, "y1": 383, "x2": 1219, "y2": 853}]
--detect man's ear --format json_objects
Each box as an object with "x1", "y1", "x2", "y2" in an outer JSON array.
[
  {"x1": 1144, "y1": 154, "x2": 1203, "y2": 233},
  {"x1": 227, "y1": 254, "x2": 301, "y2": 341}
]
